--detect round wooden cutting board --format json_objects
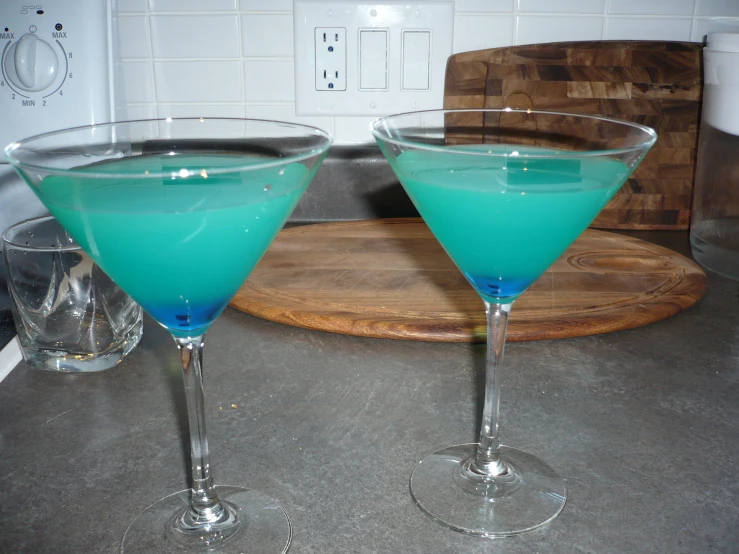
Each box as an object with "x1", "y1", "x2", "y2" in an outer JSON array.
[{"x1": 229, "y1": 219, "x2": 707, "y2": 342}]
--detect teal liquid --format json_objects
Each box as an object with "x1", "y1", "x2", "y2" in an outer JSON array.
[
  {"x1": 36, "y1": 154, "x2": 314, "y2": 336},
  {"x1": 387, "y1": 146, "x2": 631, "y2": 303}
]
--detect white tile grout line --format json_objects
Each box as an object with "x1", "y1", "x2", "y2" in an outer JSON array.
[
  {"x1": 235, "y1": 6, "x2": 247, "y2": 111},
  {"x1": 0, "y1": 337, "x2": 22, "y2": 384},
  {"x1": 691, "y1": 0, "x2": 700, "y2": 42},
  {"x1": 145, "y1": 8, "x2": 158, "y2": 107}
]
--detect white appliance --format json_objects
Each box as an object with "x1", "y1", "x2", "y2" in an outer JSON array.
[
  {"x1": 0, "y1": 0, "x2": 123, "y2": 231},
  {"x1": 0, "y1": 0, "x2": 122, "y2": 251},
  {"x1": 0, "y1": 0, "x2": 122, "y2": 378},
  {"x1": 0, "y1": 0, "x2": 122, "y2": 147}
]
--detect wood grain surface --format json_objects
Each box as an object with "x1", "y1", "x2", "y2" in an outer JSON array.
[
  {"x1": 229, "y1": 219, "x2": 707, "y2": 342},
  {"x1": 444, "y1": 41, "x2": 703, "y2": 230}
]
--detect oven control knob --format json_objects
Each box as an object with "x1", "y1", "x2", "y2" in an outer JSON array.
[{"x1": 4, "y1": 33, "x2": 59, "y2": 92}]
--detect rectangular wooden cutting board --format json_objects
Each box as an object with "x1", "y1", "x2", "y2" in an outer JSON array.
[{"x1": 444, "y1": 41, "x2": 703, "y2": 230}]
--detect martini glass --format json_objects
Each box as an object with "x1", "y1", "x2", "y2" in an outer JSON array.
[
  {"x1": 5, "y1": 118, "x2": 331, "y2": 552},
  {"x1": 372, "y1": 109, "x2": 656, "y2": 537}
]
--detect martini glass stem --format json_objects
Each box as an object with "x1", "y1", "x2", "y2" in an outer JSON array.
[
  {"x1": 472, "y1": 302, "x2": 512, "y2": 476},
  {"x1": 175, "y1": 336, "x2": 229, "y2": 526}
]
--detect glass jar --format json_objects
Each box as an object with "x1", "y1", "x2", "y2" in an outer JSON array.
[{"x1": 690, "y1": 33, "x2": 739, "y2": 278}]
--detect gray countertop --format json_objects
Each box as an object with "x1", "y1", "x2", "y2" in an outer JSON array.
[
  {"x1": 0, "y1": 308, "x2": 14, "y2": 351},
  {"x1": 1, "y1": 229, "x2": 738, "y2": 553}
]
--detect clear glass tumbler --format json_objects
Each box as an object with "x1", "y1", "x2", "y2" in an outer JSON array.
[{"x1": 2, "y1": 215, "x2": 143, "y2": 371}]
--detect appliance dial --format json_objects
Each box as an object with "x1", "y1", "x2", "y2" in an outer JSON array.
[{"x1": 3, "y1": 33, "x2": 59, "y2": 92}]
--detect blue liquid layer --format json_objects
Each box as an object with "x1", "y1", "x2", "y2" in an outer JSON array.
[
  {"x1": 466, "y1": 274, "x2": 532, "y2": 300},
  {"x1": 147, "y1": 300, "x2": 227, "y2": 335}
]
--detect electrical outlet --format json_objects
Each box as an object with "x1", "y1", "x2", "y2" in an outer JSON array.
[
  {"x1": 315, "y1": 27, "x2": 347, "y2": 91},
  {"x1": 294, "y1": 0, "x2": 454, "y2": 117}
]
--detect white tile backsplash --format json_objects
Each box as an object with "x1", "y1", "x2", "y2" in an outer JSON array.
[
  {"x1": 157, "y1": 104, "x2": 245, "y2": 118},
  {"x1": 608, "y1": 0, "x2": 696, "y2": 16},
  {"x1": 122, "y1": 62, "x2": 155, "y2": 103},
  {"x1": 333, "y1": 116, "x2": 379, "y2": 144},
  {"x1": 605, "y1": 17, "x2": 694, "y2": 41},
  {"x1": 114, "y1": 0, "x2": 739, "y2": 144},
  {"x1": 156, "y1": 108, "x2": 247, "y2": 137},
  {"x1": 518, "y1": 0, "x2": 606, "y2": 14},
  {"x1": 118, "y1": 0, "x2": 148, "y2": 13},
  {"x1": 154, "y1": 61, "x2": 243, "y2": 102},
  {"x1": 244, "y1": 60, "x2": 295, "y2": 102},
  {"x1": 698, "y1": 0, "x2": 739, "y2": 17},
  {"x1": 693, "y1": 17, "x2": 739, "y2": 41},
  {"x1": 151, "y1": 15, "x2": 240, "y2": 58},
  {"x1": 149, "y1": 0, "x2": 238, "y2": 11},
  {"x1": 516, "y1": 15, "x2": 604, "y2": 45},
  {"x1": 241, "y1": 14, "x2": 294, "y2": 57},
  {"x1": 240, "y1": 0, "x2": 293, "y2": 10},
  {"x1": 243, "y1": 104, "x2": 332, "y2": 134},
  {"x1": 125, "y1": 104, "x2": 158, "y2": 120},
  {"x1": 453, "y1": 16, "x2": 514, "y2": 53},
  {"x1": 454, "y1": 0, "x2": 514, "y2": 13},
  {"x1": 117, "y1": 16, "x2": 149, "y2": 59}
]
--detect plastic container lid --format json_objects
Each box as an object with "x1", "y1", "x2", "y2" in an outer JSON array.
[{"x1": 707, "y1": 32, "x2": 739, "y2": 53}]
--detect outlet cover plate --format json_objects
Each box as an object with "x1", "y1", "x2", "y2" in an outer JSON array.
[{"x1": 294, "y1": 0, "x2": 454, "y2": 117}]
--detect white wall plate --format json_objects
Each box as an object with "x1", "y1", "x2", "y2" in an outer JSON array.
[{"x1": 294, "y1": 0, "x2": 454, "y2": 117}]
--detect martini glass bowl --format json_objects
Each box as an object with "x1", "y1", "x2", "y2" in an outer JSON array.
[
  {"x1": 372, "y1": 109, "x2": 656, "y2": 537},
  {"x1": 5, "y1": 118, "x2": 332, "y2": 552}
]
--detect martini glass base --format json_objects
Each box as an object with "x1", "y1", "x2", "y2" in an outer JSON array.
[
  {"x1": 410, "y1": 444, "x2": 566, "y2": 537},
  {"x1": 121, "y1": 486, "x2": 291, "y2": 553}
]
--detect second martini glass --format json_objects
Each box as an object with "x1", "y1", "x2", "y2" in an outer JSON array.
[
  {"x1": 373, "y1": 109, "x2": 656, "y2": 537},
  {"x1": 5, "y1": 118, "x2": 332, "y2": 552}
]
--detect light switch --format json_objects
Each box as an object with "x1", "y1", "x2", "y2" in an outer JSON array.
[
  {"x1": 359, "y1": 29, "x2": 388, "y2": 91},
  {"x1": 402, "y1": 30, "x2": 431, "y2": 91}
]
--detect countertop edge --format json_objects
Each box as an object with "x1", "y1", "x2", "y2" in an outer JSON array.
[{"x1": 0, "y1": 336, "x2": 21, "y2": 383}]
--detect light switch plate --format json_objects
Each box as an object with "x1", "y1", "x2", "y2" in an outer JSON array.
[{"x1": 294, "y1": 0, "x2": 454, "y2": 117}]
